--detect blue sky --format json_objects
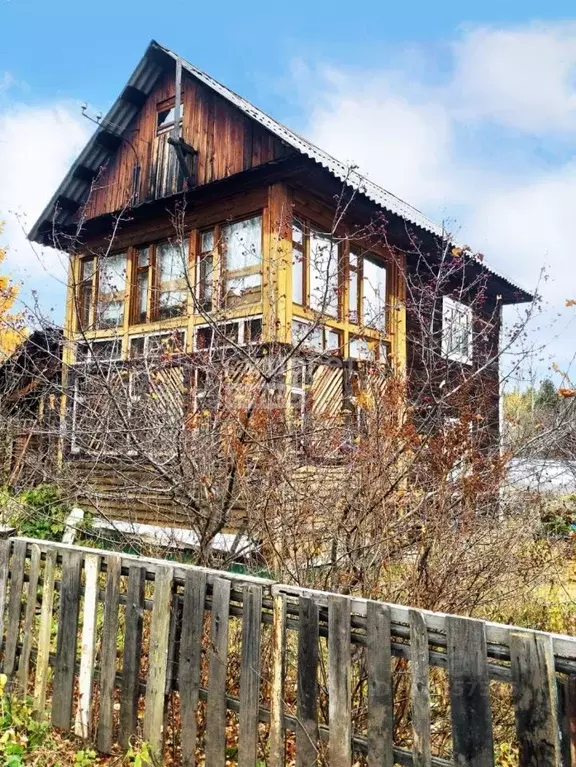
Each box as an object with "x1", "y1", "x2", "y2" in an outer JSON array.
[{"x1": 1, "y1": 0, "x2": 576, "y2": 382}]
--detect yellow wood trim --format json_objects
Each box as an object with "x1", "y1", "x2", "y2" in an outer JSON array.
[{"x1": 266, "y1": 183, "x2": 292, "y2": 343}]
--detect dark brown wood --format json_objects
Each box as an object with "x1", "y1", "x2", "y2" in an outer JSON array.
[
  {"x1": 446, "y1": 616, "x2": 494, "y2": 767},
  {"x1": 366, "y1": 601, "x2": 394, "y2": 767},
  {"x1": 238, "y1": 584, "x2": 263, "y2": 767},
  {"x1": 328, "y1": 595, "x2": 352, "y2": 767},
  {"x1": 96, "y1": 554, "x2": 121, "y2": 754},
  {"x1": 510, "y1": 631, "x2": 561, "y2": 767},
  {"x1": 3, "y1": 539, "x2": 26, "y2": 678},
  {"x1": 410, "y1": 609, "x2": 431, "y2": 767},
  {"x1": 52, "y1": 550, "x2": 83, "y2": 730},
  {"x1": 119, "y1": 564, "x2": 146, "y2": 749},
  {"x1": 296, "y1": 597, "x2": 319, "y2": 767},
  {"x1": 179, "y1": 570, "x2": 207, "y2": 767},
  {"x1": 205, "y1": 577, "x2": 231, "y2": 767},
  {"x1": 0, "y1": 539, "x2": 14, "y2": 659},
  {"x1": 17, "y1": 543, "x2": 41, "y2": 696},
  {"x1": 564, "y1": 675, "x2": 576, "y2": 767}
]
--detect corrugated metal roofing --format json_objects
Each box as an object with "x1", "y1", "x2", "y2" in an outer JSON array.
[{"x1": 28, "y1": 40, "x2": 530, "y2": 299}]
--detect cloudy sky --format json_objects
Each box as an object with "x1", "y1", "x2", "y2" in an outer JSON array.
[{"x1": 1, "y1": 1, "x2": 575, "y2": 380}]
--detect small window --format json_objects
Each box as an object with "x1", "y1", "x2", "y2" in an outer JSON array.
[
  {"x1": 77, "y1": 338, "x2": 122, "y2": 363},
  {"x1": 195, "y1": 316, "x2": 263, "y2": 351},
  {"x1": 292, "y1": 320, "x2": 342, "y2": 354},
  {"x1": 129, "y1": 331, "x2": 185, "y2": 360},
  {"x1": 349, "y1": 336, "x2": 374, "y2": 361},
  {"x1": 96, "y1": 252, "x2": 127, "y2": 329},
  {"x1": 222, "y1": 215, "x2": 262, "y2": 305},
  {"x1": 156, "y1": 101, "x2": 183, "y2": 134},
  {"x1": 442, "y1": 296, "x2": 473, "y2": 364},
  {"x1": 132, "y1": 246, "x2": 150, "y2": 324}
]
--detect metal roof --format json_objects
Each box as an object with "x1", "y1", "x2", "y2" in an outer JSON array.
[{"x1": 28, "y1": 40, "x2": 531, "y2": 300}]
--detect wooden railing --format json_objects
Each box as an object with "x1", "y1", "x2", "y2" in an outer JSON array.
[{"x1": 1, "y1": 536, "x2": 575, "y2": 766}]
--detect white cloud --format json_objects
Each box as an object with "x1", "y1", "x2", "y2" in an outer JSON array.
[
  {"x1": 0, "y1": 93, "x2": 90, "y2": 321},
  {"x1": 294, "y1": 22, "x2": 576, "y2": 375}
]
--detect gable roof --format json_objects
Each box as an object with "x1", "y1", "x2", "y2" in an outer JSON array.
[{"x1": 28, "y1": 40, "x2": 531, "y2": 302}]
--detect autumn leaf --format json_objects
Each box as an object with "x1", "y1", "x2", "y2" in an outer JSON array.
[
  {"x1": 559, "y1": 388, "x2": 576, "y2": 398},
  {"x1": 566, "y1": 299, "x2": 576, "y2": 307}
]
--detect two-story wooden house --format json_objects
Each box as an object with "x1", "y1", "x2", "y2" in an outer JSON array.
[{"x1": 27, "y1": 41, "x2": 531, "y2": 539}]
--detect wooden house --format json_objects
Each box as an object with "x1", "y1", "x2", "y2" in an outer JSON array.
[{"x1": 27, "y1": 41, "x2": 531, "y2": 535}]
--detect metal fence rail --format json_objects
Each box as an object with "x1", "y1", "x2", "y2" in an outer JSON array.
[{"x1": 1, "y1": 536, "x2": 575, "y2": 766}]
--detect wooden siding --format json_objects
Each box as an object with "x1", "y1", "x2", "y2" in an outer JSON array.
[{"x1": 84, "y1": 70, "x2": 287, "y2": 220}]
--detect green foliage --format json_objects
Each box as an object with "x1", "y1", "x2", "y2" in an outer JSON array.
[
  {"x1": 124, "y1": 742, "x2": 153, "y2": 766},
  {"x1": 1, "y1": 485, "x2": 73, "y2": 541},
  {"x1": 535, "y1": 378, "x2": 558, "y2": 410},
  {"x1": 0, "y1": 674, "x2": 52, "y2": 765},
  {"x1": 72, "y1": 750, "x2": 97, "y2": 767}
]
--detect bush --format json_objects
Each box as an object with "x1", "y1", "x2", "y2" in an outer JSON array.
[{"x1": 3, "y1": 485, "x2": 72, "y2": 541}]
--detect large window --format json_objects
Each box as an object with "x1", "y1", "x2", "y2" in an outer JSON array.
[
  {"x1": 349, "y1": 250, "x2": 387, "y2": 331},
  {"x1": 95, "y1": 252, "x2": 127, "y2": 330},
  {"x1": 130, "y1": 239, "x2": 189, "y2": 324},
  {"x1": 442, "y1": 296, "x2": 473, "y2": 364},
  {"x1": 222, "y1": 216, "x2": 262, "y2": 306},
  {"x1": 292, "y1": 220, "x2": 340, "y2": 318}
]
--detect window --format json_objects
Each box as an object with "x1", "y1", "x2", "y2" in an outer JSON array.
[
  {"x1": 95, "y1": 252, "x2": 127, "y2": 329},
  {"x1": 128, "y1": 239, "x2": 189, "y2": 325},
  {"x1": 129, "y1": 331, "x2": 185, "y2": 360},
  {"x1": 349, "y1": 336, "x2": 373, "y2": 361},
  {"x1": 157, "y1": 241, "x2": 188, "y2": 319},
  {"x1": 290, "y1": 359, "x2": 308, "y2": 423},
  {"x1": 78, "y1": 257, "x2": 95, "y2": 329},
  {"x1": 292, "y1": 220, "x2": 340, "y2": 317},
  {"x1": 195, "y1": 317, "x2": 262, "y2": 351},
  {"x1": 349, "y1": 250, "x2": 387, "y2": 331},
  {"x1": 442, "y1": 296, "x2": 473, "y2": 364},
  {"x1": 222, "y1": 216, "x2": 262, "y2": 305},
  {"x1": 150, "y1": 98, "x2": 185, "y2": 199},
  {"x1": 292, "y1": 320, "x2": 342, "y2": 353},
  {"x1": 156, "y1": 102, "x2": 183, "y2": 135},
  {"x1": 77, "y1": 338, "x2": 122, "y2": 364},
  {"x1": 132, "y1": 246, "x2": 150, "y2": 324},
  {"x1": 198, "y1": 230, "x2": 214, "y2": 311}
]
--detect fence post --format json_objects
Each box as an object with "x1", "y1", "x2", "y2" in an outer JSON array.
[{"x1": 269, "y1": 593, "x2": 287, "y2": 767}]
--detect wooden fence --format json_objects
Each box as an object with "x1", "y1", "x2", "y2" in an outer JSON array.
[{"x1": 1, "y1": 536, "x2": 576, "y2": 766}]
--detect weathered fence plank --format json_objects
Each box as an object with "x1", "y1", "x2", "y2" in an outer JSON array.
[
  {"x1": 3, "y1": 539, "x2": 27, "y2": 679},
  {"x1": 119, "y1": 564, "x2": 146, "y2": 749},
  {"x1": 510, "y1": 631, "x2": 561, "y2": 767},
  {"x1": 75, "y1": 553, "x2": 100, "y2": 738},
  {"x1": 96, "y1": 554, "x2": 121, "y2": 754},
  {"x1": 33, "y1": 547, "x2": 56, "y2": 719},
  {"x1": 205, "y1": 577, "x2": 231, "y2": 767},
  {"x1": 0, "y1": 539, "x2": 12, "y2": 656},
  {"x1": 52, "y1": 549, "x2": 83, "y2": 730},
  {"x1": 16, "y1": 543, "x2": 41, "y2": 696},
  {"x1": 410, "y1": 609, "x2": 431, "y2": 767},
  {"x1": 564, "y1": 674, "x2": 576, "y2": 767},
  {"x1": 179, "y1": 569, "x2": 207, "y2": 767},
  {"x1": 296, "y1": 596, "x2": 319, "y2": 767},
  {"x1": 269, "y1": 594, "x2": 287, "y2": 767},
  {"x1": 447, "y1": 616, "x2": 494, "y2": 767},
  {"x1": 328, "y1": 595, "x2": 352, "y2": 767},
  {"x1": 143, "y1": 565, "x2": 173, "y2": 765},
  {"x1": 238, "y1": 584, "x2": 263, "y2": 767},
  {"x1": 366, "y1": 601, "x2": 394, "y2": 767}
]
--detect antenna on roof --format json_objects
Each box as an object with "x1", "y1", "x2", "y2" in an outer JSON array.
[{"x1": 81, "y1": 103, "x2": 103, "y2": 125}]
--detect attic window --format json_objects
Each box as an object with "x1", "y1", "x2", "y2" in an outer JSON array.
[
  {"x1": 442, "y1": 296, "x2": 473, "y2": 365},
  {"x1": 156, "y1": 99, "x2": 183, "y2": 134}
]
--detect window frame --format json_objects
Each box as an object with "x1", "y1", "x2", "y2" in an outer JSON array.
[
  {"x1": 292, "y1": 218, "x2": 341, "y2": 319},
  {"x1": 442, "y1": 295, "x2": 473, "y2": 365},
  {"x1": 128, "y1": 238, "x2": 190, "y2": 325},
  {"x1": 348, "y1": 248, "x2": 388, "y2": 332}
]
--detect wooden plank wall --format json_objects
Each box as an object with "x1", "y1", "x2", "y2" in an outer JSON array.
[
  {"x1": 1, "y1": 536, "x2": 575, "y2": 767},
  {"x1": 85, "y1": 70, "x2": 286, "y2": 220}
]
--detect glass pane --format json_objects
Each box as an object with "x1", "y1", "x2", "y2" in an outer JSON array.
[
  {"x1": 223, "y1": 216, "x2": 262, "y2": 272},
  {"x1": 349, "y1": 337, "x2": 373, "y2": 360},
  {"x1": 130, "y1": 337, "x2": 145, "y2": 358},
  {"x1": 292, "y1": 320, "x2": 309, "y2": 346},
  {"x1": 246, "y1": 318, "x2": 262, "y2": 344},
  {"x1": 292, "y1": 221, "x2": 304, "y2": 246},
  {"x1": 309, "y1": 231, "x2": 338, "y2": 316},
  {"x1": 137, "y1": 246, "x2": 150, "y2": 268},
  {"x1": 157, "y1": 240, "x2": 188, "y2": 318},
  {"x1": 81, "y1": 257, "x2": 95, "y2": 281},
  {"x1": 159, "y1": 290, "x2": 187, "y2": 319},
  {"x1": 349, "y1": 267, "x2": 359, "y2": 324},
  {"x1": 199, "y1": 254, "x2": 213, "y2": 308},
  {"x1": 292, "y1": 236, "x2": 304, "y2": 305},
  {"x1": 137, "y1": 270, "x2": 148, "y2": 322},
  {"x1": 99, "y1": 252, "x2": 127, "y2": 297},
  {"x1": 326, "y1": 329, "x2": 341, "y2": 351},
  {"x1": 196, "y1": 326, "x2": 214, "y2": 350},
  {"x1": 226, "y1": 272, "x2": 261, "y2": 296},
  {"x1": 363, "y1": 255, "x2": 386, "y2": 331},
  {"x1": 201, "y1": 230, "x2": 214, "y2": 253},
  {"x1": 157, "y1": 105, "x2": 183, "y2": 132}
]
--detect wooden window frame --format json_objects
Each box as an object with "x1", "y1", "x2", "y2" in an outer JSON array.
[
  {"x1": 348, "y1": 248, "x2": 388, "y2": 333},
  {"x1": 77, "y1": 252, "x2": 128, "y2": 332},
  {"x1": 292, "y1": 218, "x2": 341, "y2": 319},
  {"x1": 128, "y1": 239, "x2": 190, "y2": 326}
]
